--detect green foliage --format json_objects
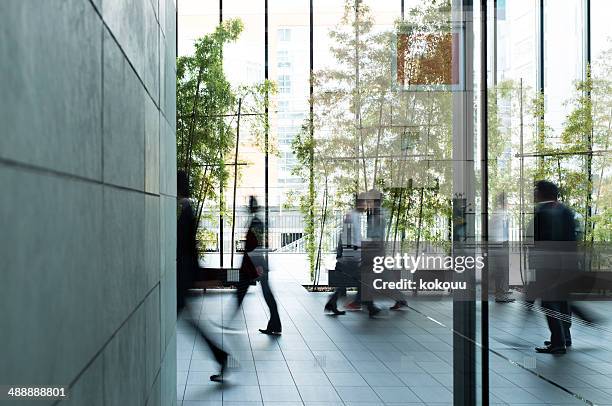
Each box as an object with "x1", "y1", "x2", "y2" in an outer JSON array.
[
  {"x1": 176, "y1": 19, "x2": 243, "y2": 204},
  {"x1": 291, "y1": 0, "x2": 456, "y2": 276},
  {"x1": 291, "y1": 121, "x2": 317, "y2": 278},
  {"x1": 176, "y1": 19, "x2": 276, "y2": 228},
  {"x1": 529, "y1": 45, "x2": 612, "y2": 242}
]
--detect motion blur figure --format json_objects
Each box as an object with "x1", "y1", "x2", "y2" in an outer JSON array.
[
  {"x1": 245, "y1": 196, "x2": 282, "y2": 335},
  {"x1": 176, "y1": 170, "x2": 228, "y2": 381},
  {"x1": 530, "y1": 180, "x2": 576, "y2": 354},
  {"x1": 325, "y1": 203, "x2": 363, "y2": 315},
  {"x1": 345, "y1": 190, "x2": 383, "y2": 317},
  {"x1": 233, "y1": 196, "x2": 265, "y2": 316},
  {"x1": 489, "y1": 192, "x2": 514, "y2": 303}
]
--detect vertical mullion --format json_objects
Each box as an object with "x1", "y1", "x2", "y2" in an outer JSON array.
[
  {"x1": 585, "y1": 0, "x2": 591, "y2": 69},
  {"x1": 265, "y1": 0, "x2": 269, "y2": 249},
  {"x1": 310, "y1": 0, "x2": 314, "y2": 143},
  {"x1": 219, "y1": 0, "x2": 224, "y2": 267},
  {"x1": 480, "y1": 0, "x2": 490, "y2": 405},
  {"x1": 539, "y1": 0, "x2": 544, "y2": 95}
]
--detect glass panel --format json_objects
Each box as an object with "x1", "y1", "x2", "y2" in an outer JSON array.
[
  {"x1": 178, "y1": 0, "x2": 219, "y2": 56},
  {"x1": 310, "y1": 1, "x2": 472, "y2": 404},
  {"x1": 268, "y1": 0, "x2": 310, "y2": 279},
  {"x1": 544, "y1": 0, "x2": 584, "y2": 137},
  {"x1": 487, "y1": 1, "x2": 612, "y2": 405}
]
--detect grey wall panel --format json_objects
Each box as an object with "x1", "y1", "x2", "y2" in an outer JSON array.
[
  {"x1": 59, "y1": 356, "x2": 104, "y2": 406},
  {"x1": 164, "y1": 39, "x2": 177, "y2": 131},
  {"x1": 0, "y1": 0, "x2": 102, "y2": 180},
  {"x1": 165, "y1": 0, "x2": 177, "y2": 68},
  {"x1": 145, "y1": 286, "x2": 161, "y2": 393},
  {"x1": 0, "y1": 166, "x2": 104, "y2": 388},
  {"x1": 160, "y1": 195, "x2": 177, "y2": 280},
  {"x1": 145, "y1": 195, "x2": 161, "y2": 292},
  {"x1": 101, "y1": 186, "x2": 145, "y2": 333},
  {"x1": 103, "y1": 29, "x2": 145, "y2": 191},
  {"x1": 160, "y1": 264, "x2": 177, "y2": 353},
  {"x1": 146, "y1": 371, "x2": 162, "y2": 406},
  {"x1": 103, "y1": 305, "x2": 147, "y2": 406},
  {"x1": 145, "y1": 94, "x2": 160, "y2": 195},
  {"x1": 159, "y1": 120, "x2": 171, "y2": 195},
  {"x1": 102, "y1": 0, "x2": 145, "y2": 80},
  {"x1": 160, "y1": 333, "x2": 178, "y2": 406},
  {"x1": 149, "y1": 0, "x2": 160, "y2": 22},
  {"x1": 159, "y1": 30, "x2": 166, "y2": 117},
  {"x1": 2, "y1": 0, "x2": 176, "y2": 403},
  {"x1": 159, "y1": 0, "x2": 167, "y2": 40},
  {"x1": 144, "y1": 0, "x2": 160, "y2": 106},
  {"x1": 160, "y1": 119, "x2": 177, "y2": 197}
]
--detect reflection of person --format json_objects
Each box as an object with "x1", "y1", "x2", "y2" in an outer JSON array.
[
  {"x1": 244, "y1": 196, "x2": 282, "y2": 335},
  {"x1": 325, "y1": 205, "x2": 362, "y2": 315},
  {"x1": 176, "y1": 171, "x2": 228, "y2": 381},
  {"x1": 346, "y1": 190, "x2": 383, "y2": 318},
  {"x1": 489, "y1": 193, "x2": 514, "y2": 303},
  {"x1": 233, "y1": 196, "x2": 264, "y2": 316},
  {"x1": 531, "y1": 181, "x2": 575, "y2": 354}
]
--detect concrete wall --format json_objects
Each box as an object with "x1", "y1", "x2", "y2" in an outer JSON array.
[{"x1": 0, "y1": 0, "x2": 177, "y2": 405}]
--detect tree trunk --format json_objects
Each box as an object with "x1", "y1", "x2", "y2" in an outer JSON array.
[
  {"x1": 372, "y1": 95, "x2": 385, "y2": 187},
  {"x1": 184, "y1": 67, "x2": 204, "y2": 177},
  {"x1": 230, "y1": 98, "x2": 242, "y2": 268},
  {"x1": 314, "y1": 175, "x2": 329, "y2": 289}
]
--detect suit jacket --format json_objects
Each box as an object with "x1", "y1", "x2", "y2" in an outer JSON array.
[
  {"x1": 240, "y1": 215, "x2": 264, "y2": 280},
  {"x1": 529, "y1": 201, "x2": 578, "y2": 300},
  {"x1": 177, "y1": 198, "x2": 198, "y2": 311}
]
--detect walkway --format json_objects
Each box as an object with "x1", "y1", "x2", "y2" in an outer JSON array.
[{"x1": 177, "y1": 271, "x2": 612, "y2": 405}]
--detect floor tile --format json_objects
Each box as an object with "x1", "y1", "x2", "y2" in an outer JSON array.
[
  {"x1": 297, "y1": 385, "x2": 342, "y2": 402},
  {"x1": 373, "y1": 386, "x2": 422, "y2": 403},
  {"x1": 335, "y1": 386, "x2": 382, "y2": 402},
  {"x1": 222, "y1": 385, "x2": 262, "y2": 402},
  {"x1": 260, "y1": 385, "x2": 301, "y2": 402}
]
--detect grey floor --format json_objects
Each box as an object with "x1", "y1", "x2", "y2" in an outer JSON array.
[{"x1": 177, "y1": 271, "x2": 612, "y2": 405}]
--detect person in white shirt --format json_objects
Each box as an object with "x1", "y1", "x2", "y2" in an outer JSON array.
[{"x1": 325, "y1": 205, "x2": 363, "y2": 315}]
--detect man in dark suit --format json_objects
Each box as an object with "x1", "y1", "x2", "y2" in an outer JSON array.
[
  {"x1": 246, "y1": 196, "x2": 282, "y2": 335},
  {"x1": 531, "y1": 180, "x2": 576, "y2": 354},
  {"x1": 177, "y1": 170, "x2": 228, "y2": 381}
]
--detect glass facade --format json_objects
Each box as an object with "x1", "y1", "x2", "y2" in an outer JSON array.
[{"x1": 177, "y1": 0, "x2": 612, "y2": 403}]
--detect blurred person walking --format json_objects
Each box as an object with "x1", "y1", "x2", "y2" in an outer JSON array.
[
  {"x1": 233, "y1": 196, "x2": 265, "y2": 314},
  {"x1": 176, "y1": 170, "x2": 228, "y2": 381},
  {"x1": 345, "y1": 190, "x2": 383, "y2": 318},
  {"x1": 325, "y1": 203, "x2": 363, "y2": 315},
  {"x1": 530, "y1": 180, "x2": 575, "y2": 354},
  {"x1": 243, "y1": 196, "x2": 282, "y2": 335},
  {"x1": 490, "y1": 192, "x2": 515, "y2": 303}
]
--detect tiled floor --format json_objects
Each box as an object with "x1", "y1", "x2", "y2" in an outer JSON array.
[{"x1": 177, "y1": 270, "x2": 612, "y2": 405}]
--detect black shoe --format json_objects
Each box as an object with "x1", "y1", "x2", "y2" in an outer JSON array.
[
  {"x1": 325, "y1": 303, "x2": 346, "y2": 315},
  {"x1": 259, "y1": 328, "x2": 282, "y2": 335},
  {"x1": 535, "y1": 345, "x2": 566, "y2": 354},
  {"x1": 369, "y1": 307, "x2": 381, "y2": 318},
  {"x1": 390, "y1": 301, "x2": 408, "y2": 310},
  {"x1": 544, "y1": 340, "x2": 572, "y2": 347},
  {"x1": 210, "y1": 352, "x2": 228, "y2": 382}
]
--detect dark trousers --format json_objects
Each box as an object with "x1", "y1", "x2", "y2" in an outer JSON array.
[
  {"x1": 542, "y1": 300, "x2": 572, "y2": 347},
  {"x1": 234, "y1": 279, "x2": 251, "y2": 317},
  {"x1": 354, "y1": 285, "x2": 377, "y2": 312},
  {"x1": 178, "y1": 294, "x2": 227, "y2": 366},
  {"x1": 326, "y1": 287, "x2": 346, "y2": 309},
  {"x1": 490, "y1": 245, "x2": 510, "y2": 297},
  {"x1": 260, "y1": 273, "x2": 281, "y2": 332}
]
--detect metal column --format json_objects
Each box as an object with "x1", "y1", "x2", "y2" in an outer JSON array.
[{"x1": 451, "y1": 0, "x2": 477, "y2": 404}]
